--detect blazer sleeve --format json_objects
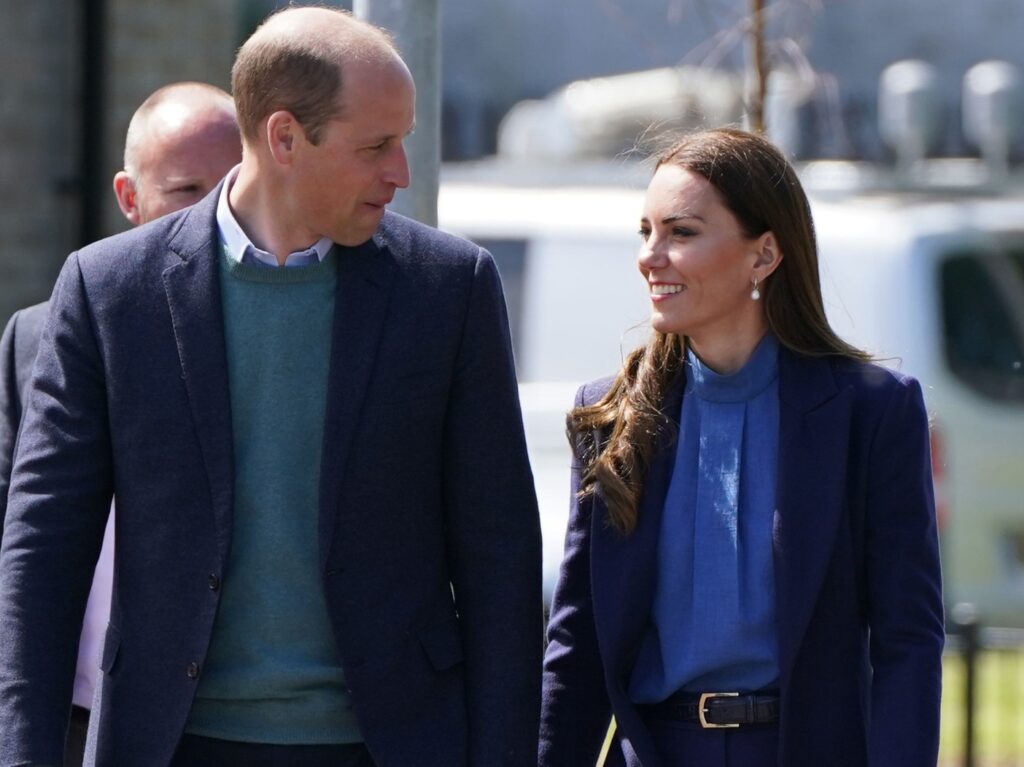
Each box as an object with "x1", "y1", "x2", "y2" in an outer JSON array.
[
  {"x1": 538, "y1": 383, "x2": 612, "y2": 767},
  {"x1": 440, "y1": 248, "x2": 543, "y2": 767},
  {"x1": 0, "y1": 255, "x2": 114, "y2": 766},
  {"x1": 0, "y1": 311, "x2": 23, "y2": 528},
  {"x1": 0, "y1": 305, "x2": 47, "y2": 529},
  {"x1": 864, "y1": 376, "x2": 944, "y2": 767}
]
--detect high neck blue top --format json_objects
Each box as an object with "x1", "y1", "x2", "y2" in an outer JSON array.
[{"x1": 630, "y1": 332, "x2": 781, "y2": 701}]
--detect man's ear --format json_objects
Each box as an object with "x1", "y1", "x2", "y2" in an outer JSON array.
[
  {"x1": 113, "y1": 172, "x2": 142, "y2": 226},
  {"x1": 265, "y1": 111, "x2": 306, "y2": 166}
]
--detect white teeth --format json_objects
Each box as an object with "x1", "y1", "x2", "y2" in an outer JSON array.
[{"x1": 651, "y1": 284, "x2": 684, "y2": 295}]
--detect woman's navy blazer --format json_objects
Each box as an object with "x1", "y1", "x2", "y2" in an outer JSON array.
[{"x1": 540, "y1": 347, "x2": 944, "y2": 767}]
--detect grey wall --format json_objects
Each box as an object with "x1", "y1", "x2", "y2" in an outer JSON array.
[
  {"x1": 0, "y1": 0, "x2": 237, "y2": 324},
  {"x1": 0, "y1": 1, "x2": 81, "y2": 319}
]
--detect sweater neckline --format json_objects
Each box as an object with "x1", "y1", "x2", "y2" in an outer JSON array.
[{"x1": 221, "y1": 243, "x2": 338, "y2": 284}]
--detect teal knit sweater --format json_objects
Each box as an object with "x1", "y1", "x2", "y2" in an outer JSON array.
[{"x1": 185, "y1": 248, "x2": 361, "y2": 744}]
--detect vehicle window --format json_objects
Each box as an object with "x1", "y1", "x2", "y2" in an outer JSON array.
[
  {"x1": 474, "y1": 238, "x2": 527, "y2": 370},
  {"x1": 1002, "y1": 528, "x2": 1024, "y2": 583},
  {"x1": 940, "y1": 248, "x2": 1024, "y2": 402}
]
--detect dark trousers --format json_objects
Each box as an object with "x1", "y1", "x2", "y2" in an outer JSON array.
[
  {"x1": 170, "y1": 734, "x2": 376, "y2": 767},
  {"x1": 64, "y1": 705, "x2": 90, "y2": 767},
  {"x1": 646, "y1": 719, "x2": 779, "y2": 767}
]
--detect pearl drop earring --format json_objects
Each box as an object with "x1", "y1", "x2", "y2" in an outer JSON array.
[{"x1": 751, "y1": 277, "x2": 761, "y2": 301}]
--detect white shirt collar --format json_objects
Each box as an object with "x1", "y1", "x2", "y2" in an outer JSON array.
[{"x1": 215, "y1": 165, "x2": 334, "y2": 268}]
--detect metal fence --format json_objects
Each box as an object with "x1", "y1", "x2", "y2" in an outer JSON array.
[{"x1": 944, "y1": 605, "x2": 1024, "y2": 767}]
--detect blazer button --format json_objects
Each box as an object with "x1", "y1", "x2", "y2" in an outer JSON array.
[
  {"x1": 208, "y1": 574, "x2": 220, "y2": 592},
  {"x1": 186, "y1": 662, "x2": 200, "y2": 680}
]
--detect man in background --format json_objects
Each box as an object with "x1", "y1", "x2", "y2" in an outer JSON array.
[{"x1": 0, "y1": 81, "x2": 241, "y2": 766}]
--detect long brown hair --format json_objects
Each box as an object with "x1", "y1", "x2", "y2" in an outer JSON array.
[{"x1": 569, "y1": 128, "x2": 868, "y2": 534}]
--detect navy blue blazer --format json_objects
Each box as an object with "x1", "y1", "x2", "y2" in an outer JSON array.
[
  {"x1": 540, "y1": 349, "x2": 944, "y2": 767},
  {"x1": 0, "y1": 300, "x2": 48, "y2": 526},
  {"x1": 0, "y1": 185, "x2": 543, "y2": 767}
]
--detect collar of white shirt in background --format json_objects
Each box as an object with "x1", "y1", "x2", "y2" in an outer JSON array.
[{"x1": 215, "y1": 165, "x2": 334, "y2": 268}]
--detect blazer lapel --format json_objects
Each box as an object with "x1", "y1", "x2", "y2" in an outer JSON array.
[
  {"x1": 773, "y1": 350, "x2": 852, "y2": 679},
  {"x1": 592, "y1": 373, "x2": 685, "y2": 685},
  {"x1": 589, "y1": 373, "x2": 683, "y2": 767},
  {"x1": 162, "y1": 190, "x2": 235, "y2": 563},
  {"x1": 317, "y1": 230, "x2": 395, "y2": 568}
]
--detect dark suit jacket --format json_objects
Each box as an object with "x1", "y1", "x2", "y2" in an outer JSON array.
[
  {"x1": 539, "y1": 348, "x2": 944, "y2": 767},
  {"x1": 0, "y1": 186, "x2": 543, "y2": 767},
  {"x1": 0, "y1": 300, "x2": 48, "y2": 526}
]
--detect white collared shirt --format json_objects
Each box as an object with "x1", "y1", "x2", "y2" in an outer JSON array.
[{"x1": 215, "y1": 165, "x2": 333, "y2": 268}]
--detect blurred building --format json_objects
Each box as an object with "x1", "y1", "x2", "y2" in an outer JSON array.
[
  {"x1": 439, "y1": 0, "x2": 1024, "y2": 160},
  {"x1": 4, "y1": 0, "x2": 1024, "y2": 319},
  {"x1": 237, "y1": 0, "x2": 1024, "y2": 160},
  {"x1": 0, "y1": 0, "x2": 236, "y2": 321}
]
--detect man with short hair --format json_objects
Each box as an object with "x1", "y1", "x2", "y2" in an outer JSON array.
[
  {"x1": 113, "y1": 82, "x2": 242, "y2": 226},
  {"x1": 0, "y1": 80, "x2": 241, "y2": 767},
  {"x1": 0, "y1": 7, "x2": 542, "y2": 767}
]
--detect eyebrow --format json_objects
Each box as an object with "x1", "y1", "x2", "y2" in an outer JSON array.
[
  {"x1": 360, "y1": 123, "x2": 416, "y2": 145},
  {"x1": 661, "y1": 213, "x2": 705, "y2": 224},
  {"x1": 639, "y1": 213, "x2": 706, "y2": 225},
  {"x1": 384, "y1": 123, "x2": 417, "y2": 141}
]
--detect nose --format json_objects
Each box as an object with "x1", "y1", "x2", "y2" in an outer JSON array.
[
  {"x1": 637, "y1": 234, "x2": 667, "y2": 273},
  {"x1": 386, "y1": 143, "x2": 411, "y2": 189}
]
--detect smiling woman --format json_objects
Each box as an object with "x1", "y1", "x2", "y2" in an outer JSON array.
[
  {"x1": 570, "y1": 129, "x2": 867, "y2": 535},
  {"x1": 637, "y1": 163, "x2": 781, "y2": 373},
  {"x1": 539, "y1": 128, "x2": 944, "y2": 767}
]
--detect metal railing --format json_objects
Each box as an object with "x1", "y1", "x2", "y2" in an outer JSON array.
[{"x1": 945, "y1": 603, "x2": 1024, "y2": 767}]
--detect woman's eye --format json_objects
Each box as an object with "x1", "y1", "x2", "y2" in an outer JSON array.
[
  {"x1": 672, "y1": 227, "x2": 695, "y2": 237},
  {"x1": 638, "y1": 229, "x2": 650, "y2": 241}
]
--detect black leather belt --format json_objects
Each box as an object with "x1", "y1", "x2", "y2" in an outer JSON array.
[{"x1": 641, "y1": 691, "x2": 780, "y2": 729}]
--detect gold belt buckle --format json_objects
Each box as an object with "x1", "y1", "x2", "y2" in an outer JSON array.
[{"x1": 698, "y1": 691, "x2": 740, "y2": 729}]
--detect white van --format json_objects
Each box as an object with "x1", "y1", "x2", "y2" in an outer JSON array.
[{"x1": 438, "y1": 159, "x2": 1024, "y2": 625}]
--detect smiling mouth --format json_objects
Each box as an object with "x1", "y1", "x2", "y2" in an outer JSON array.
[{"x1": 650, "y1": 284, "x2": 684, "y2": 296}]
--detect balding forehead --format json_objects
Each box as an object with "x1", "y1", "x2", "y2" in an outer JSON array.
[
  {"x1": 125, "y1": 94, "x2": 238, "y2": 175},
  {"x1": 145, "y1": 98, "x2": 233, "y2": 136},
  {"x1": 138, "y1": 83, "x2": 234, "y2": 116},
  {"x1": 251, "y1": 5, "x2": 398, "y2": 63}
]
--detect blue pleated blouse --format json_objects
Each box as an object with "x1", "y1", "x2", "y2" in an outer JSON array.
[{"x1": 630, "y1": 332, "x2": 781, "y2": 702}]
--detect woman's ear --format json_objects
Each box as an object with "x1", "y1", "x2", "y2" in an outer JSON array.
[{"x1": 753, "y1": 231, "x2": 783, "y2": 279}]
